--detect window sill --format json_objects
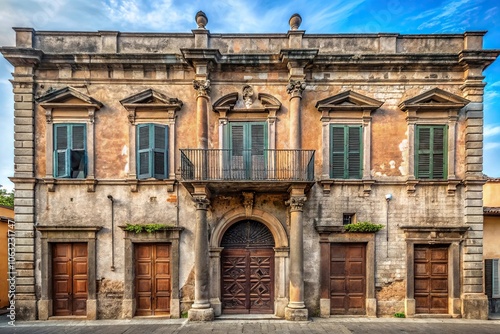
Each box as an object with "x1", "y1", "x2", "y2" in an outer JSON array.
[
  {"x1": 43, "y1": 177, "x2": 176, "y2": 192},
  {"x1": 406, "y1": 178, "x2": 461, "y2": 196},
  {"x1": 319, "y1": 179, "x2": 374, "y2": 196}
]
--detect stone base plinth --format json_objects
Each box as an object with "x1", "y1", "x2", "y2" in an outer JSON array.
[
  {"x1": 16, "y1": 299, "x2": 37, "y2": 321},
  {"x1": 188, "y1": 307, "x2": 214, "y2": 321},
  {"x1": 275, "y1": 297, "x2": 288, "y2": 318},
  {"x1": 38, "y1": 299, "x2": 51, "y2": 320},
  {"x1": 87, "y1": 299, "x2": 97, "y2": 320},
  {"x1": 366, "y1": 298, "x2": 377, "y2": 317},
  {"x1": 462, "y1": 294, "x2": 488, "y2": 320},
  {"x1": 285, "y1": 307, "x2": 308, "y2": 321},
  {"x1": 320, "y1": 298, "x2": 330, "y2": 318},
  {"x1": 121, "y1": 299, "x2": 134, "y2": 319}
]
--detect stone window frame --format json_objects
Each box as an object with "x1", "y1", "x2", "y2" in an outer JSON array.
[
  {"x1": 399, "y1": 88, "x2": 470, "y2": 194},
  {"x1": 36, "y1": 225, "x2": 102, "y2": 320},
  {"x1": 315, "y1": 90, "x2": 383, "y2": 195},
  {"x1": 120, "y1": 226, "x2": 183, "y2": 318},
  {"x1": 212, "y1": 90, "x2": 281, "y2": 151},
  {"x1": 38, "y1": 87, "x2": 103, "y2": 192},
  {"x1": 120, "y1": 89, "x2": 183, "y2": 192},
  {"x1": 401, "y1": 225, "x2": 469, "y2": 317},
  {"x1": 315, "y1": 226, "x2": 376, "y2": 317}
]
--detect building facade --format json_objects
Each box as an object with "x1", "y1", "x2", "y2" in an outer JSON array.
[{"x1": 1, "y1": 12, "x2": 499, "y2": 321}]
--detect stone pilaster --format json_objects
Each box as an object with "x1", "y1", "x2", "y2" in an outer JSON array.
[
  {"x1": 460, "y1": 70, "x2": 488, "y2": 318},
  {"x1": 188, "y1": 184, "x2": 214, "y2": 321},
  {"x1": 285, "y1": 187, "x2": 308, "y2": 321},
  {"x1": 6, "y1": 38, "x2": 40, "y2": 319}
]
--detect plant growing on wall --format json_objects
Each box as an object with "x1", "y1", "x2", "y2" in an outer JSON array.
[
  {"x1": 344, "y1": 221, "x2": 384, "y2": 233},
  {"x1": 124, "y1": 223, "x2": 173, "y2": 234}
]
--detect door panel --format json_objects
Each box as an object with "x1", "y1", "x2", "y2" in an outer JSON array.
[
  {"x1": 52, "y1": 243, "x2": 88, "y2": 316},
  {"x1": 135, "y1": 243, "x2": 171, "y2": 316},
  {"x1": 330, "y1": 243, "x2": 366, "y2": 315},
  {"x1": 414, "y1": 245, "x2": 448, "y2": 314},
  {"x1": 221, "y1": 248, "x2": 274, "y2": 314}
]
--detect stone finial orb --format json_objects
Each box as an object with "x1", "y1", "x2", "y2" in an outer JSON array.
[
  {"x1": 196, "y1": 11, "x2": 208, "y2": 29},
  {"x1": 289, "y1": 13, "x2": 302, "y2": 30}
]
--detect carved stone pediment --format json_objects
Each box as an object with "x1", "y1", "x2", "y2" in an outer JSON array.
[
  {"x1": 213, "y1": 88, "x2": 281, "y2": 118},
  {"x1": 399, "y1": 88, "x2": 469, "y2": 112},
  {"x1": 38, "y1": 86, "x2": 103, "y2": 123},
  {"x1": 315, "y1": 90, "x2": 383, "y2": 112},
  {"x1": 120, "y1": 89, "x2": 183, "y2": 123}
]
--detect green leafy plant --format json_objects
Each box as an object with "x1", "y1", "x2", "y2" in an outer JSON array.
[
  {"x1": 344, "y1": 221, "x2": 384, "y2": 233},
  {"x1": 124, "y1": 223, "x2": 172, "y2": 234},
  {"x1": 181, "y1": 311, "x2": 188, "y2": 318},
  {"x1": 0, "y1": 187, "x2": 14, "y2": 208},
  {"x1": 394, "y1": 312, "x2": 406, "y2": 318}
]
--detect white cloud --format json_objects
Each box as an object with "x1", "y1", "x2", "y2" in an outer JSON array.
[
  {"x1": 485, "y1": 142, "x2": 500, "y2": 150},
  {"x1": 485, "y1": 125, "x2": 500, "y2": 137}
]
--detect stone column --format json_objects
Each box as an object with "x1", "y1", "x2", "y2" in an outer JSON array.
[
  {"x1": 286, "y1": 80, "x2": 306, "y2": 150},
  {"x1": 193, "y1": 79, "x2": 210, "y2": 150},
  {"x1": 188, "y1": 187, "x2": 214, "y2": 321},
  {"x1": 285, "y1": 190, "x2": 308, "y2": 321}
]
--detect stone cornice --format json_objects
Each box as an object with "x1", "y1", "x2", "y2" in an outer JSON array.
[{"x1": 0, "y1": 47, "x2": 43, "y2": 67}]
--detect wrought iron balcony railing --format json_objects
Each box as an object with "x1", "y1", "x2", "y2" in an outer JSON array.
[{"x1": 180, "y1": 149, "x2": 315, "y2": 182}]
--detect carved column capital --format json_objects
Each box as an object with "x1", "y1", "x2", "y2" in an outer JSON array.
[
  {"x1": 193, "y1": 195, "x2": 210, "y2": 210},
  {"x1": 286, "y1": 79, "x2": 306, "y2": 98},
  {"x1": 286, "y1": 196, "x2": 307, "y2": 212},
  {"x1": 193, "y1": 79, "x2": 211, "y2": 97}
]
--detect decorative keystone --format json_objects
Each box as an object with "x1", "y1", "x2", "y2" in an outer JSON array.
[
  {"x1": 289, "y1": 13, "x2": 302, "y2": 30},
  {"x1": 196, "y1": 11, "x2": 208, "y2": 29}
]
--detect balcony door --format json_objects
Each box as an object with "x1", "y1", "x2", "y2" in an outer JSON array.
[{"x1": 226, "y1": 122, "x2": 267, "y2": 180}]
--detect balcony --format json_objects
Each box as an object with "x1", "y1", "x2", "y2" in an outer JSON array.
[{"x1": 180, "y1": 149, "x2": 315, "y2": 193}]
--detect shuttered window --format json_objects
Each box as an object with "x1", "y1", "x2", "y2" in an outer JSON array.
[
  {"x1": 136, "y1": 124, "x2": 168, "y2": 179},
  {"x1": 330, "y1": 125, "x2": 362, "y2": 179},
  {"x1": 415, "y1": 125, "x2": 447, "y2": 179},
  {"x1": 494, "y1": 259, "x2": 500, "y2": 298},
  {"x1": 225, "y1": 122, "x2": 267, "y2": 179},
  {"x1": 53, "y1": 124, "x2": 87, "y2": 178}
]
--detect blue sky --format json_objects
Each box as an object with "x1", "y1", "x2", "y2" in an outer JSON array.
[{"x1": 0, "y1": 0, "x2": 499, "y2": 191}]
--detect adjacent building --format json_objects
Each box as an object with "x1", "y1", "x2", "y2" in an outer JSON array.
[
  {"x1": 484, "y1": 178, "x2": 500, "y2": 314},
  {"x1": 1, "y1": 12, "x2": 499, "y2": 320}
]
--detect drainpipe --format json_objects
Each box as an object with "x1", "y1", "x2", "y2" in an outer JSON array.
[
  {"x1": 107, "y1": 195, "x2": 115, "y2": 271},
  {"x1": 385, "y1": 193, "x2": 392, "y2": 258}
]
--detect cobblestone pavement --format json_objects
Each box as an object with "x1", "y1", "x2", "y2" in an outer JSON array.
[{"x1": 1, "y1": 314, "x2": 500, "y2": 334}]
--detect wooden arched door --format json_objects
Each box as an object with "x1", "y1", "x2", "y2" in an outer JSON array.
[{"x1": 220, "y1": 220, "x2": 275, "y2": 314}]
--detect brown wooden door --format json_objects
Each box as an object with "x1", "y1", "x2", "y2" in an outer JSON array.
[
  {"x1": 414, "y1": 245, "x2": 448, "y2": 314},
  {"x1": 52, "y1": 243, "x2": 88, "y2": 316},
  {"x1": 135, "y1": 243, "x2": 171, "y2": 316},
  {"x1": 330, "y1": 243, "x2": 366, "y2": 315},
  {"x1": 221, "y1": 248, "x2": 274, "y2": 314}
]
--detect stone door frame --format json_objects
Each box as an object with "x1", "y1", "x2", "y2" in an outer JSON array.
[
  {"x1": 401, "y1": 226, "x2": 468, "y2": 317},
  {"x1": 121, "y1": 227, "x2": 183, "y2": 318},
  {"x1": 316, "y1": 226, "x2": 376, "y2": 317},
  {"x1": 209, "y1": 207, "x2": 289, "y2": 317},
  {"x1": 37, "y1": 225, "x2": 101, "y2": 320}
]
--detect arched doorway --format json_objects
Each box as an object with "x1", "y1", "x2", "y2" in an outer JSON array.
[{"x1": 220, "y1": 220, "x2": 275, "y2": 314}]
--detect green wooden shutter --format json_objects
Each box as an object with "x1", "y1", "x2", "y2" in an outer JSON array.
[
  {"x1": 331, "y1": 126, "x2": 345, "y2": 179},
  {"x1": 416, "y1": 125, "x2": 447, "y2": 179},
  {"x1": 137, "y1": 124, "x2": 151, "y2": 179},
  {"x1": 230, "y1": 123, "x2": 245, "y2": 178},
  {"x1": 347, "y1": 126, "x2": 362, "y2": 179},
  {"x1": 71, "y1": 124, "x2": 86, "y2": 178},
  {"x1": 416, "y1": 127, "x2": 431, "y2": 179},
  {"x1": 494, "y1": 259, "x2": 499, "y2": 297},
  {"x1": 54, "y1": 124, "x2": 70, "y2": 178},
  {"x1": 153, "y1": 125, "x2": 168, "y2": 179},
  {"x1": 432, "y1": 126, "x2": 446, "y2": 179},
  {"x1": 250, "y1": 123, "x2": 266, "y2": 179}
]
